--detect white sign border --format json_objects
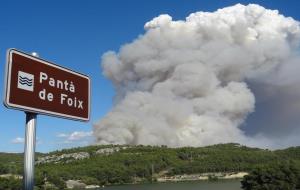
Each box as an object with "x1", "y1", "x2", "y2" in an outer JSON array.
[{"x1": 3, "y1": 49, "x2": 91, "y2": 122}]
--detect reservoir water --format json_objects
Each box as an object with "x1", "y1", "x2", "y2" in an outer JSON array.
[{"x1": 101, "y1": 180, "x2": 242, "y2": 190}]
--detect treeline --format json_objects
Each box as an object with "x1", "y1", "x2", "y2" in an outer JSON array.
[
  {"x1": 242, "y1": 162, "x2": 300, "y2": 190},
  {"x1": 1, "y1": 143, "x2": 300, "y2": 189}
]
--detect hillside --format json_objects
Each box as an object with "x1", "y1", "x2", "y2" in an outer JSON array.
[{"x1": 1, "y1": 143, "x2": 300, "y2": 189}]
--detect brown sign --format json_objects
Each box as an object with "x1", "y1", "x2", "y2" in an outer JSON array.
[{"x1": 3, "y1": 49, "x2": 90, "y2": 121}]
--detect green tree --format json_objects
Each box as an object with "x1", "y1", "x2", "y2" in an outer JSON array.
[{"x1": 241, "y1": 163, "x2": 300, "y2": 190}]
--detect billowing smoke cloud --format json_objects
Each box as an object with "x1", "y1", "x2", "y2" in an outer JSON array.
[{"x1": 94, "y1": 4, "x2": 300, "y2": 148}]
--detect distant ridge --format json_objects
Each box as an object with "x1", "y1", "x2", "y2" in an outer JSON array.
[{"x1": 1, "y1": 143, "x2": 300, "y2": 189}]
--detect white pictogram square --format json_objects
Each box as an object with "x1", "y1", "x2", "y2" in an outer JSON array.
[{"x1": 17, "y1": 71, "x2": 34, "y2": 92}]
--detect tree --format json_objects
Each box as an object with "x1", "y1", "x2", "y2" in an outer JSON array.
[{"x1": 241, "y1": 163, "x2": 300, "y2": 190}]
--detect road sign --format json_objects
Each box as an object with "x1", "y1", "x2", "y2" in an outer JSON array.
[{"x1": 3, "y1": 49, "x2": 90, "y2": 121}]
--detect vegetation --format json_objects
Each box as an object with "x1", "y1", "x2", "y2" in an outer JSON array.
[
  {"x1": 0, "y1": 177, "x2": 22, "y2": 190},
  {"x1": 0, "y1": 143, "x2": 300, "y2": 189},
  {"x1": 241, "y1": 162, "x2": 300, "y2": 190},
  {"x1": 0, "y1": 153, "x2": 23, "y2": 175}
]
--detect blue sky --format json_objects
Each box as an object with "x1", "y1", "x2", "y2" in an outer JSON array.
[{"x1": 0, "y1": 0, "x2": 300, "y2": 152}]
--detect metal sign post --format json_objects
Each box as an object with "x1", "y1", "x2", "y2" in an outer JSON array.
[{"x1": 24, "y1": 112, "x2": 37, "y2": 190}]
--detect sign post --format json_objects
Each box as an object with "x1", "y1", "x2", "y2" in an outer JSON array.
[
  {"x1": 24, "y1": 112, "x2": 37, "y2": 190},
  {"x1": 3, "y1": 49, "x2": 90, "y2": 190}
]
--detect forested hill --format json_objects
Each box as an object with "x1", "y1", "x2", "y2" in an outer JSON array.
[{"x1": 1, "y1": 143, "x2": 300, "y2": 189}]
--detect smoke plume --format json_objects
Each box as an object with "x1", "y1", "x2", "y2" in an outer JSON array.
[{"x1": 94, "y1": 4, "x2": 300, "y2": 148}]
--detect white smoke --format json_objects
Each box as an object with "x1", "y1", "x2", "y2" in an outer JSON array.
[{"x1": 94, "y1": 4, "x2": 300, "y2": 148}]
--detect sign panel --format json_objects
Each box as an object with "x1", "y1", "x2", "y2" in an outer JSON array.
[{"x1": 3, "y1": 49, "x2": 90, "y2": 121}]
